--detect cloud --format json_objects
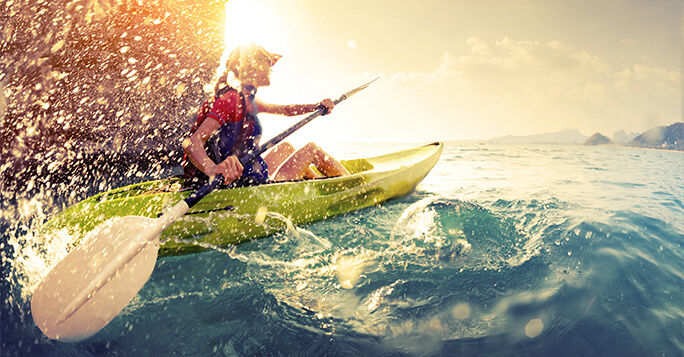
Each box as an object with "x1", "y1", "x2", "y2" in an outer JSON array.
[
  {"x1": 454, "y1": 37, "x2": 612, "y2": 87},
  {"x1": 375, "y1": 37, "x2": 681, "y2": 139},
  {"x1": 615, "y1": 65, "x2": 681, "y2": 93},
  {"x1": 466, "y1": 37, "x2": 489, "y2": 55},
  {"x1": 388, "y1": 52, "x2": 461, "y2": 87},
  {"x1": 448, "y1": 37, "x2": 681, "y2": 100}
]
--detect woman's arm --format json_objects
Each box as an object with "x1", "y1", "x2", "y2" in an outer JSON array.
[
  {"x1": 257, "y1": 98, "x2": 334, "y2": 116},
  {"x1": 182, "y1": 118, "x2": 243, "y2": 182}
]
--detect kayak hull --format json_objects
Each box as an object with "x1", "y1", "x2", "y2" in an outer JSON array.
[{"x1": 41, "y1": 142, "x2": 443, "y2": 256}]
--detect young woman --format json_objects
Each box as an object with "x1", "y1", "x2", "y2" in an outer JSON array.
[{"x1": 182, "y1": 43, "x2": 350, "y2": 188}]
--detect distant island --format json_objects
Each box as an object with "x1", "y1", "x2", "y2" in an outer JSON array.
[
  {"x1": 583, "y1": 122, "x2": 683, "y2": 151},
  {"x1": 484, "y1": 122, "x2": 683, "y2": 152},
  {"x1": 585, "y1": 133, "x2": 612, "y2": 146},
  {"x1": 624, "y1": 122, "x2": 684, "y2": 151}
]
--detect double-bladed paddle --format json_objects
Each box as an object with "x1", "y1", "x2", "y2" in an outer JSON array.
[{"x1": 30, "y1": 77, "x2": 377, "y2": 342}]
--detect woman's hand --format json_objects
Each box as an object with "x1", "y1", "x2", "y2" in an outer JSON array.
[
  {"x1": 208, "y1": 155, "x2": 243, "y2": 183},
  {"x1": 318, "y1": 98, "x2": 335, "y2": 115}
]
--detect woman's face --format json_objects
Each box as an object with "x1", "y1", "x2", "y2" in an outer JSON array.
[{"x1": 241, "y1": 56, "x2": 273, "y2": 87}]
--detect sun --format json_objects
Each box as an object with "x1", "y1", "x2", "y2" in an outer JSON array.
[{"x1": 218, "y1": 0, "x2": 287, "y2": 77}]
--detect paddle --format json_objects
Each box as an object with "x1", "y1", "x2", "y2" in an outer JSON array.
[{"x1": 30, "y1": 77, "x2": 378, "y2": 343}]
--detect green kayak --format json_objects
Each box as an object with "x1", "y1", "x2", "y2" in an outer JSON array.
[{"x1": 41, "y1": 142, "x2": 443, "y2": 256}]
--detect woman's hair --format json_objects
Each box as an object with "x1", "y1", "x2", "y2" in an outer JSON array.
[{"x1": 213, "y1": 72, "x2": 231, "y2": 95}]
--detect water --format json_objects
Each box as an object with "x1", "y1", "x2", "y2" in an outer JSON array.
[{"x1": 2, "y1": 143, "x2": 683, "y2": 356}]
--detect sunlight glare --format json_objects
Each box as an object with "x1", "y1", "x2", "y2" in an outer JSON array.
[{"x1": 219, "y1": 0, "x2": 286, "y2": 77}]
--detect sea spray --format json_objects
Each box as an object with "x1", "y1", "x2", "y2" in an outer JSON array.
[{"x1": 3, "y1": 197, "x2": 76, "y2": 304}]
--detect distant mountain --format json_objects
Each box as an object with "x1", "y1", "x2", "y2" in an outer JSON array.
[
  {"x1": 584, "y1": 133, "x2": 613, "y2": 146},
  {"x1": 488, "y1": 129, "x2": 588, "y2": 144},
  {"x1": 481, "y1": 123, "x2": 683, "y2": 151},
  {"x1": 612, "y1": 130, "x2": 639, "y2": 145},
  {"x1": 628, "y1": 122, "x2": 684, "y2": 151}
]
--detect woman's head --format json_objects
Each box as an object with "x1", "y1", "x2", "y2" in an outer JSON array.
[{"x1": 226, "y1": 43, "x2": 282, "y2": 88}]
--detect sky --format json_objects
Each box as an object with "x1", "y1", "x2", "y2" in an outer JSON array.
[{"x1": 224, "y1": 0, "x2": 682, "y2": 144}]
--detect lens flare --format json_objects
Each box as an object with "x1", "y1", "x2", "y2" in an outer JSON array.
[{"x1": 220, "y1": 0, "x2": 286, "y2": 77}]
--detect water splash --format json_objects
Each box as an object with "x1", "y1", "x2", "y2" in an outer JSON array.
[
  {"x1": 3, "y1": 198, "x2": 76, "y2": 304},
  {"x1": 387, "y1": 196, "x2": 532, "y2": 271}
]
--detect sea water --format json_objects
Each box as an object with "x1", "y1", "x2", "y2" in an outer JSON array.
[{"x1": 2, "y1": 143, "x2": 683, "y2": 356}]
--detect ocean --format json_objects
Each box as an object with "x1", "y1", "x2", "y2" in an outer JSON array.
[{"x1": 2, "y1": 142, "x2": 683, "y2": 356}]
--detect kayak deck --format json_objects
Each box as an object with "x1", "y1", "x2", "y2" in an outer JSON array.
[{"x1": 41, "y1": 142, "x2": 443, "y2": 256}]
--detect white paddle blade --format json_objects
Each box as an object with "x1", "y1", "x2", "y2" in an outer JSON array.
[{"x1": 31, "y1": 216, "x2": 160, "y2": 343}]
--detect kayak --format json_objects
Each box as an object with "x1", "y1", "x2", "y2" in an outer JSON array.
[{"x1": 41, "y1": 142, "x2": 443, "y2": 256}]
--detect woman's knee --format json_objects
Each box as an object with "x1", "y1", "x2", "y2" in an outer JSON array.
[
  {"x1": 275, "y1": 142, "x2": 296, "y2": 154},
  {"x1": 300, "y1": 142, "x2": 325, "y2": 157},
  {"x1": 303, "y1": 142, "x2": 321, "y2": 151},
  {"x1": 264, "y1": 142, "x2": 296, "y2": 169}
]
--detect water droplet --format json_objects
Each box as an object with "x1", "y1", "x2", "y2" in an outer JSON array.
[
  {"x1": 451, "y1": 302, "x2": 471, "y2": 319},
  {"x1": 175, "y1": 83, "x2": 186, "y2": 96},
  {"x1": 525, "y1": 318, "x2": 543, "y2": 338},
  {"x1": 51, "y1": 40, "x2": 65, "y2": 53},
  {"x1": 254, "y1": 206, "x2": 267, "y2": 225}
]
